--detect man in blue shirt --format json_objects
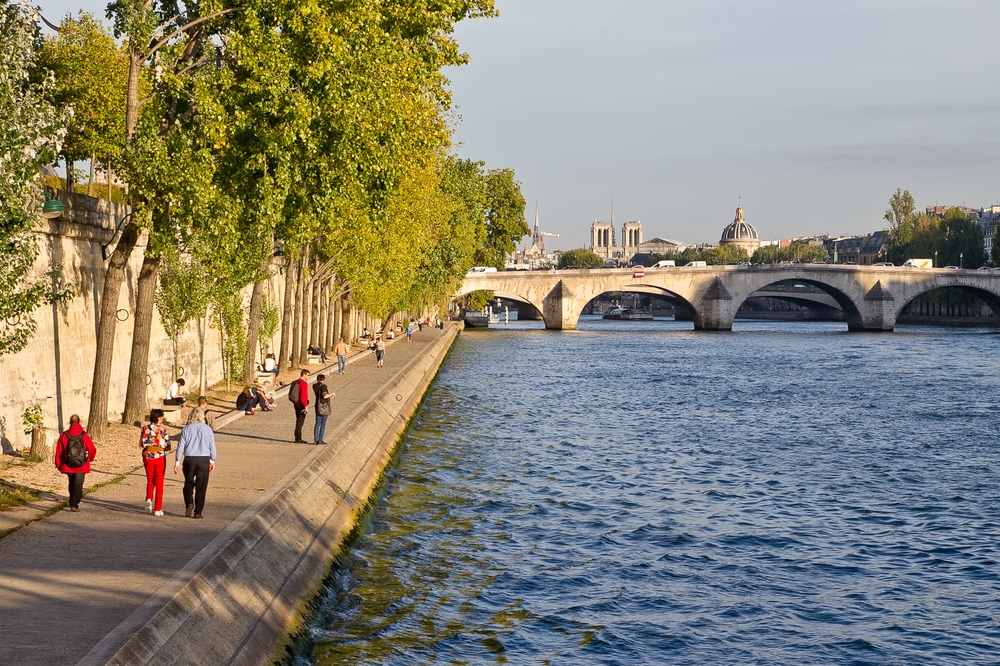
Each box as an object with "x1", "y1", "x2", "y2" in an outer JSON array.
[{"x1": 174, "y1": 408, "x2": 217, "y2": 519}]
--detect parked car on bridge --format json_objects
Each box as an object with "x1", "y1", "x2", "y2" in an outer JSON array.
[
  {"x1": 872, "y1": 262, "x2": 894, "y2": 266},
  {"x1": 468, "y1": 266, "x2": 497, "y2": 273}
]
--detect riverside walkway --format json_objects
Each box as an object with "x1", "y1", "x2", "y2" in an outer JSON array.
[{"x1": 0, "y1": 324, "x2": 452, "y2": 666}]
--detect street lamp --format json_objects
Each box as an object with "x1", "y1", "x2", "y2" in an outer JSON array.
[
  {"x1": 960, "y1": 252, "x2": 964, "y2": 268},
  {"x1": 41, "y1": 197, "x2": 66, "y2": 219},
  {"x1": 934, "y1": 250, "x2": 938, "y2": 268}
]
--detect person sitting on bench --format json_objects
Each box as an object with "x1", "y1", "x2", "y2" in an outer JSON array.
[
  {"x1": 306, "y1": 343, "x2": 328, "y2": 363},
  {"x1": 164, "y1": 378, "x2": 186, "y2": 406},
  {"x1": 262, "y1": 353, "x2": 279, "y2": 378}
]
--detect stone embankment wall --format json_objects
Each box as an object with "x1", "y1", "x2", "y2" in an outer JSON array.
[
  {"x1": 0, "y1": 191, "x2": 286, "y2": 452},
  {"x1": 97, "y1": 323, "x2": 460, "y2": 666}
]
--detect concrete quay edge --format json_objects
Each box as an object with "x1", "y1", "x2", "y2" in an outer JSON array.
[{"x1": 78, "y1": 323, "x2": 461, "y2": 666}]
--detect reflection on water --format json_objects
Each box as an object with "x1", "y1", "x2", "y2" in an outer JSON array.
[{"x1": 295, "y1": 318, "x2": 1000, "y2": 665}]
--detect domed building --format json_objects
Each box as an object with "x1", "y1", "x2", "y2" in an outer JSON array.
[{"x1": 719, "y1": 204, "x2": 759, "y2": 253}]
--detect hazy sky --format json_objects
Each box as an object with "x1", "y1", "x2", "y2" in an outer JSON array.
[{"x1": 37, "y1": 0, "x2": 1000, "y2": 250}]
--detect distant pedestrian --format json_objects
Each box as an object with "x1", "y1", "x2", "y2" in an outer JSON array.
[
  {"x1": 140, "y1": 409, "x2": 171, "y2": 516},
  {"x1": 334, "y1": 337, "x2": 349, "y2": 374},
  {"x1": 174, "y1": 408, "x2": 216, "y2": 519},
  {"x1": 192, "y1": 396, "x2": 216, "y2": 430},
  {"x1": 406, "y1": 322, "x2": 413, "y2": 341},
  {"x1": 312, "y1": 374, "x2": 335, "y2": 445},
  {"x1": 374, "y1": 336, "x2": 385, "y2": 367},
  {"x1": 291, "y1": 369, "x2": 310, "y2": 443},
  {"x1": 53, "y1": 415, "x2": 96, "y2": 512},
  {"x1": 164, "y1": 378, "x2": 186, "y2": 406}
]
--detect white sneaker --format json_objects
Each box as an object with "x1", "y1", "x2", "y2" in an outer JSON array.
[
  {"x1": 153, "y1": 510, "x2": 164, "y2": 517},
  {"x1": 145, "y1": 499, "x2": 153, "y2": 514}
]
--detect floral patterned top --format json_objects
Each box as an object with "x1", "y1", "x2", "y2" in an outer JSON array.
[{"x1": 140, "y1": 423, "x2": 171, "y2": 459}]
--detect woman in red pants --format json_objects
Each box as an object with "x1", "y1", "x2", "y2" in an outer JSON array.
[{"x1": 140, "y1": 409, "x2": 171, "y2": 516}]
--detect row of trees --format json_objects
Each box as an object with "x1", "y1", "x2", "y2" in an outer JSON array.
[
  {"x1": 882, "y1": 189, "x2": 987, "y2": 267},
  {"x1": 3, "y1": 0, "x2": 527, "y2": 442},
  {"x1": 557, "y1": 241, "x2": 829, "y2": 269}
]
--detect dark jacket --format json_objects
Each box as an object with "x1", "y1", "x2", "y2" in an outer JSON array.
[
  {"x1": 54, "y1": 423, "x2": 97, "y2": 474},
  {"x1": 313, "y1": 382, "x2": 330, "y2": 415}
]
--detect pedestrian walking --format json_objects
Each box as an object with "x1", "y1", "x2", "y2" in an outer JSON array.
[
  {"x1": 140, "y1": 409, "x2": 171, "y2": 516},
  {"x1": 406, "y1": 321, "x2": 413, "y2": 341},
  {"x1": 192, "y1": 395, "x2": 216, "y2": 430},
  {"x1": 374, "y1": 336, "x2": 385, "y2": 367},
  {"x1": 173, "y1": 408, "x2": 216, "y2": 519},
  {"x1": 334, "y1": 337, "x2": 349, "y2": 374},
  {"x1": 290, "y1": 369, "x2": 310, "y2": 443},
  {"x1": 53, "y1": 415, "x2": 96, "y2": 512},
  {"x1": 313, "y1": 374, "x2": 335, "y2": 445}
]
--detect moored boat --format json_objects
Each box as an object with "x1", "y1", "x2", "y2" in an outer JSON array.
[{"x1": 602, "y1": 307, "x2": 653, "y2": 321}]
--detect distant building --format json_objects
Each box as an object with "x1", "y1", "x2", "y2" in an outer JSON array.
[
  {"x1": 719, "y1": 204, "x2": 760, "y2": 254},
  {"x1": 590, "y1": 205, "x2": 642, "y2": 262},
  {"x1": 636, "y1": 236, "x2": 687, "y2": 255},
  {"x1": 826, "y1": 231, "x2": 885, "y2": 265},
  {"x1": 979, "y1": 206, "x2": 1000, "y2": 259}
]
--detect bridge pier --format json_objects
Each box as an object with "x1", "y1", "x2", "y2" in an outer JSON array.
[
  {"x1": 542, "y1": 280, "x2": 581, "y2": 330},
  {"x1": 694, "y1": 277, "x2": 736, "y2": 331},
  {"x1": 851, "y1": 281, "x2": 896, "y2": 331}
]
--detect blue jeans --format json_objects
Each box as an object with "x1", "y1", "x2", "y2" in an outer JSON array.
[
  {"x1": 313, "y1": 414, "x2": 328, "y2": 444},
  {"x1": 337, "y1": 355, "x2": 346, "y2": 374}
]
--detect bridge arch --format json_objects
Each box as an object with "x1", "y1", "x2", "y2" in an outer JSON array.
[
  {"x1": 453, "y1": 284, "x2": 549, "y2": 326},
  {"x1": 890, "y1": 279, "x2": 1000, "y2": 325},
  {"x1": 733, "y1": 276, "x2": 866, "y2": 329}
]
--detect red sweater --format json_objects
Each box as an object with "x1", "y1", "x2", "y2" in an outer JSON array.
[
  {"x1": 293, "y1": 378, "x2": 309, "y2": 407},
  {"x1": 53, "y1": 423, "x2": 97, "y2": 474}
]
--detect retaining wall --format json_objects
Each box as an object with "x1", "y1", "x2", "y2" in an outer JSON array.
[
  {"x1": 0, "y1": 191, "x2": 287, "y2": 451},
  {"x1": 91, "y1": 324, "x2": 459, "y2": 666}
]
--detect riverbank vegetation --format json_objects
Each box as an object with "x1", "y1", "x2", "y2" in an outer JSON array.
[
  {"x1": 1, "y1": 0, "x2": 526, "y2": 442},
  {"x1": 882, "y1": 189, "x2": 987, "y2": 268}
]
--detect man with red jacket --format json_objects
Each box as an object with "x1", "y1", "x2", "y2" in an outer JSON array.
[
  {"x1": 53, "y1": 414, "x2": 97, "y2": 512},
  {"x1": 292, "y1": 369, "x2": 309, "y2": 443}
]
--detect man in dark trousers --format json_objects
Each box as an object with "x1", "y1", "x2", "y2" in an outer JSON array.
[
  {"x1": 53, "y1": 415, "x2": 97, "y2": 512},
  {"x1": 292, "y1": 369, "x2": 310, "y2": 443},
  {"x1": 173, "y1": 408, "x2": 216, "y2": 519}
]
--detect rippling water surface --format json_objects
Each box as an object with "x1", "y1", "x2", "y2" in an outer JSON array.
[{"x1": 296, "y1": 319, "x2": 1000, "y2": 665}]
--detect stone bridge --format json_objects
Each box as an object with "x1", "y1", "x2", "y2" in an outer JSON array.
[{"x1": 457, "y1": 265, "x2": 1000, "y2": 331}]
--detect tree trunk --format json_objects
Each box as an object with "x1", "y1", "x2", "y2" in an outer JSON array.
[
  {"x1": 198, "y1": 311, "x2": 208, "y2": 396},
  {"x1": 65, "y1": 158, "x2": 74, "y2": 192},
  {"x1": 309, "y1": 268, "x2": 321, "y2": 352},
  {"x1": 87, "y1": 154, "x2": 95, "y2": 197},
  {"x1": 333, "y1": 292, "x2": 343, "y2": 345},
  {"x1": 87, "y1": 221, "x2": 140, "y2": 444},
  {"x1": 30, "y1": 428, "x2": 49, "y2": 461},
  {"x1": 290, "y1": 249, "x2": 307, "y2": 370},
  {"x1": 122, "y1": 254, "x2": 162, "y2": 426},
  {"x1": 278, "y1": 256, "x2": 295, "y2": 371},
  {"x1": 243, "y1": 274, "x2": 266, "y2": 383},
  {"x1": 326, "y1": 279, "x2": 337, "y2": 349},
  {"x1": 298, "y1": 255, "x2": 314, "y2": 366},
  {"x1": 318, "y1": 281, "x2": 328, "y2": 353}
]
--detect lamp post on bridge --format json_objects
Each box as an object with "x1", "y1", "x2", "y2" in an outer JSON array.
[
  {"x1": 934, "y1": 250, "x2": 938, "y2": 268},
  {"x1": 960, "y1": 252, "x2": 963, "y2": 269}
]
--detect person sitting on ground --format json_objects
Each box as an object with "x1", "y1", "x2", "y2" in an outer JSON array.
[
  {"x1": 262, "y1": 352, "x2": 279, "y2": 378},
  {"x1": 236, "y1": 386, "x2": 269, "y2": 415},
  {"x1": 307, "y1": 342, "x2": 329, "y2": 363},
  {"x1": 252, "y1": 380, "x2": 274, "y2": 408},
  {"x1": 386, "y1": 329, "x2": 395, "y2": 340},
  {"x1": 164, "y1": 378, "x2": 186, "y2": 406},
  {"x1": 361, "y1": 327, "x2": 370, "y2": 340}
]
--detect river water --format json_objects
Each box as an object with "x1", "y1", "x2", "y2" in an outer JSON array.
[{"x1": 293, "y1": 318, "x2": 1000, "y2": 665}]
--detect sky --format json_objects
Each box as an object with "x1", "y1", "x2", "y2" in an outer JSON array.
[{"x1": 37, "y1": 0, "x2": 1000, "y2": 250}]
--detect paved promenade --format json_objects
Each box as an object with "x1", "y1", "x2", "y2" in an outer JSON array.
[{"x1": 0, "y1": 326, "x2": 448, "y2": 666}]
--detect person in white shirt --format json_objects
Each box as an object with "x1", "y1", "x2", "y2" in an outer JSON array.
[
  {"x1": 263, "y1": 353, "x2": 279, "y2": 378},
  {"x1": 164, "y1": 378, "x2": 186, "y2": 406}
]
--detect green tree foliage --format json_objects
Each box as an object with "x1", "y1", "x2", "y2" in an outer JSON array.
[
  {"x1": 0, "y1": 1, "x2": 69, "y2": 355},
  {"x1": 473, "y1": 168, "x2": 528, "y2": 269},
  {"x1": 156, "y1": 254, "x2": 212, "y2": 378},
  {"x1": 558, "y1": 248, "x2": 604, "y2": 268},
  {"x1": 37, "y1": 12, "x2": 127, "y2": 169},
  {"x1": 750, "y1": 242, "x2": 829, "y2": 264},
  {"x1": 887, "y1": 206, "x2": 985, "y2": 268},
  {"x1": 702, "y1": 244, "x2": 749, "y2": 264},
  {"x1": 882, "y1": 188, "x2": 918, "y2": 264}
]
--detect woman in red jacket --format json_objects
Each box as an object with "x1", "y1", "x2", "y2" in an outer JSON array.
[{"x1": 53, "y1": 414, "x2": 97, "y2": 512}]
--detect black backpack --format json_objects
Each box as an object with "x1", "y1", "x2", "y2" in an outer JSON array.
[
  {"x1": 288, "y1": 380, "x2": 301, "y2": 403},
  {"x1": 63, "y1": 433, "x2": 88, "y2": 468}
]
